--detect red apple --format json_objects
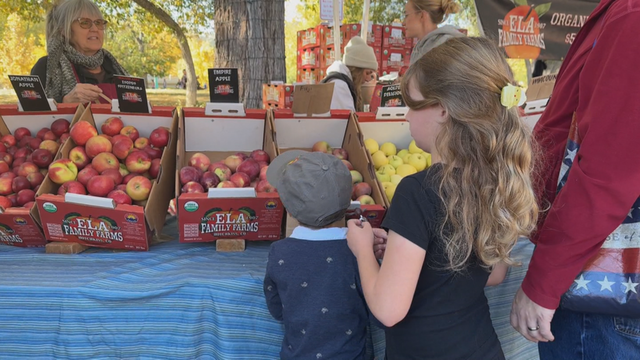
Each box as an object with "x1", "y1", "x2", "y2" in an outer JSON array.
[
  {"x1": 250, "y1": 149, "x2": 271, "y2": 164},
  {"x1": 149, "y1": 127, "x2": 170, "y2": 148},
  {"x1": 216, "y1": 181, "x2": 236, "y2": 188},
  {"x1": 48, "y1": 160, "x2": 78, "y2": 184},
  {"x1": 68, "y1": 146, "x2": 90, "y2": 170},
  {"x1": 342, "y1": 160, "x2": 354, "y2": 171},
  {"x1": 0, "y1": 143, "x2": 6, "y2": 153},
  {"x1": 352, "y1": 182, "x2": 372, "y2": 200},
  {"x1": 87, "y1": 175, "x2": 115, "y2": 197},
  {"x1": 236, "y1": 159, "x2": 260, "y2": 181},
  {"x1": 255, "y1": 179, "x2": 277, "y2": 193},
  {"x1": 11, "y1": 176, "x2": 31, "y2": 193},
  {"x1": 125, "y1": 176, "x2": 152, "y2": 201},
  {"x1": 110, "y1": 134, "x2": 129, "y2": 146},
  {"x1": 112, "y1": 138, "x2": 134, "y2": 160},
  {"x1": 31, "y1": 149, "x2": 53, "y2": 169},
  {"x1": 1, "y1": 135, "x2": 16, "y2": 148},
  {"x1": 116, "y1": 184, "x2": 127, "y2": 192},
  {"x1": 0, "y1": 196, "x2": 12, "y2": 210},
  {"x1": 235, "y1": 152, "x2": 249, "y2": 161},
  {"x1": 7, "y1": 146, "x2": 17, "y2": 156},
  {"x1": 43, "y1": 131, "x2": 58, "y2": 141},
  {"x1": 0, "y1": 160, "x2": 10, "y2": 174},
  {"x1": 33, "y1": 185, "x2": 40, "y2": 193},
  {"x1": 134, "y1": 137, "x2": 149, "y2": 149},
  {"x1": 179, "y1": 166, "x2": 201, "y2": 185},
  {"x1": 189, "y1": 153, "x2": 211, "y2": 173},
  {"x1": 182, "y1": 181, "x2": 205, "y2": 193},
  {"x1": 28, "y1": 137, "x2": 42, "y2": 150},
  {"x1": 57, "y1": 181, "x2": 86, "y2": 196},
  {"x1": 36, "y1": 128, "x2": 49, "y2": 140},
  {"x1": 101, "y1": 169, "x2": 123, "y2": 186},
  {"x1": 39, "y1": 140, "x2": 59, "y2": 156},
  {"x1": 143, "y1": 146, "x2": 163, "y2": 160},
  {"x1": 259, "y1": 166, "x2": 268, "y2": 181},
  {"x1": 107, "y1": 190, "x2": 132, "y2": 205},
  {"x1": 70, "y1": 121, "x2": 98, "y2": 146},
  {"x1": 13, "y1": 128, "x2": 31, "y2": 142},
  {"x1": 223, "y1": 155, "x2": 243, "y2": 172},
  {"x1": 120, "y1": 126, "x2": 140, "y2": 142},
  {"x1": 119, "y1": 163, "x2": 130, "y2": 178},
  {"x1": 0, "y1": 172, "x2": 15, "y2": 180},
  {"x1": 26, "y1": 171, "x2": 44, "y2": 188},
  {"x1": 14, "y1": 147, "x2": 32, "y2": 160},
  {"x1": 16, "y1": 189, "x2": 35, "y2": 206},
  {"x1": 312, "y1": 141, "x2": 331, "y2": 153},
  {"x1": 59, "y1": 133, "x2": 70, "y2": 144},
  {"x1": 17, "y1": 162, "x2": 39, "y2": 177},
  {"x1": 18, "y1": 136, "x2": 33, "y2": 148},
  {"x1": 200, "y1": 171, "x2": 220, "y2": 189},
  {"x1": 51, "y1": 118, "x2": 71, "y2": 137},
  {"x1": 0, "y1": 153, "x2": 11, "y2": 167},
  {"x1": 22, "y1": 201, "x2": 35, "y2": 209},
  {"x1": 85, "y1": 136, "x2": 112, "y2": 158},
  {"x1": 332, "y1": 148, "x2": 349, "y2": 160},
  {"x1": 76, "y1": 167, "x2": 99, "y2": 187},
  {"x1": 209, "y1": 163, "x2": 232, "y2": 182},
  {"x1": 230, "y1": 172, "x2": 251, "y2": 188},
  {"x1": 12, "y1": 157, "x2": 25, "y2": 170},
  {"x1": 149, "y1": 158, "x2": 161, "y2": 179},
  {"x1": 122, "y1": 173, "x2": 137, "y2": 185},
  {"x1": 125, "y1": 151, "x2": 151, "y2": 174},
  {"x1": 101, "y1": 117, "x2": 124, "y2": 136},
  {"x1": 91, "y1": 152, "x2": 119, "y2": 173},
  {"x1": 7, "y1": 194, "x2": 17, "y2": 207}
]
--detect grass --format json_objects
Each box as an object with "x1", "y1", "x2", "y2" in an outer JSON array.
[{"x1": 0, "y1": 89, "x2": 210, "y2": 108}]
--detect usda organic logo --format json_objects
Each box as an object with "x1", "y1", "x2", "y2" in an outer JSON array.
[
  {"x1": 43, "y1": 202, "x2": 57, "y2": 213},
  {"x1": 184, "y1": 201, "x2": 199, "y2": 212}
]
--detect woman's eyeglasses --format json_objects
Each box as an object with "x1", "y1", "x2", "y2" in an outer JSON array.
[{"x1": 75, "y1": 18, "x2": 108, "y2": 30}]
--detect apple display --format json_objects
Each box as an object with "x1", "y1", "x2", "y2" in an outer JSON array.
[
  {"x1": 189, "y1": 153, "x2": 211, "y2": 172},
  {"x1": 236, "y1": 159, "x2": 260, "y2": 181},
  {"x1": 51, "y1": 118, "x2": 71, "y2": 137},
  {"x1": 149, "y1": 127, "x2": 170, "y2": 148},
  {"x1": 85, "y1": 136, "x2": 112, "y2": 158},
  {"x1": 69, "y1": 120, "x2": 98, "y2": 146},
  {"x1": 68, "y1": 146, "x2": 90, "y2": 170},
  {"x1": 58, "y1": 181, "x2": 86, "y2": 196},
  {"x1": 101, "y1": 117, "x2": 124, "y2": 136},
  {"x1": 107, "y1": 190, "x2": 132, "y2": 205},
  {"x1": 179, "y1": 166, "x2": 201, "y2": 185},
  {"x1": 126, "y1": 176, "x2": 152, "y2": 201},
  {"x1": 91, "y1": 152, "x2": 120, "y2": 173}
]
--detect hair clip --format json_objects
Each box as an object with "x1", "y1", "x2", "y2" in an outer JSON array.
[{"x1": 500, "y1": 84, "x2": 527, "y2": 109}]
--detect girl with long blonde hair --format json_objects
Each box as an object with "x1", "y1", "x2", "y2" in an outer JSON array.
[{"x1": 346, "y1": 36, "x2": 538, "y2": 359}]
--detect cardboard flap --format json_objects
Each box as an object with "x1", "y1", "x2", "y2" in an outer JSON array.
[
  {"x1": 292, "y1": 83, "x2": 334, "y2": 117},
  {"x1": 526, "y1": 73, "x2": 557, "y2": 102},
  {"x1": 183, "y1": 116, "x2": 265, "y2": 152},
  {"x1": 357, "y1": 120, "x2": 413, "y2": 149},
  {"x1": 275, "y1": 117, "x2": 348, "y2": 149}
]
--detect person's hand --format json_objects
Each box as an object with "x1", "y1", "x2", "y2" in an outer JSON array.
[
  {"x1": 510, "y1": 286, "x2": 556, "y2": 343},
  {"x1": 346, "y1": 219, "x2": 375, "y2": 258},
  {"x1": 62, "y1": 83, "x2": 103, "y2": 103},
  {"x1": 372, "y1": 227, "x2": 387, "y2": 259}
]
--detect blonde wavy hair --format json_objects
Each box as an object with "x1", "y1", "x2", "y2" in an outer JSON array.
[
  {"x1": 409, "y1": 0, "x2": 460, "y2": 24},
  {"x1": 401, "y1": 37, "x2": 538, "y2": 271},
  {"x1": 348, "y1": 66, "x2": 365, "y2": 112}
]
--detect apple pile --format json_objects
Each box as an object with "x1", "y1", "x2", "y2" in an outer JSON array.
[
  {"x1": 46, "y1": 117, "x2": 170, "y2": 206},
  {"x1": 311, "y1": 141, "x2": 376, "y2": 205},
  {"x1": 179, "y1": 149, "x2": 275, "y2": 194},
  {"x1": 0, "y1": 119, "x2": 72, "y2": 211}
]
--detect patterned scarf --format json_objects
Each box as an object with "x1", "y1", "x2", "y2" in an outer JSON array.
[{"x1": 45, "y1": 37, "x2": 128, "y2": 102}]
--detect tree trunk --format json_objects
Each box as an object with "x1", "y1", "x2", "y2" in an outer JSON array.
[
  {"x1": 132, "y1": 0, "x2": 198, "y2": 106},
  {"x1": 215, "y1": 0, "x2": 286, "y2": 109}
]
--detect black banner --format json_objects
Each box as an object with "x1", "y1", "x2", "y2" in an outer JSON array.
[
  {"x1": 114, "y1": 76, "x2": 150, "y2": 113},
  {"x1": 208, "y1": 68, "x2": 240, "y2": 103},
  {"x1": 475, "y1": 0, "x2": 600, "y2": 60},
  {"x1": 380, "y1": 85, "x2": 404, "y2": 108},
  {"x1": 8, "y1": 75, "x2": 51, "y2": 111}
]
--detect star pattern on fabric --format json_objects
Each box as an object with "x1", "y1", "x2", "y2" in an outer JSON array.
[
  {"x1": 278, "y1": 259, "x2": 284, "y2": 265},
  {"x1": 267, "y1": 285, "x2": 273, "y2": 291},
  {"x1": 564, "y1": 148, "x2": 577, "y2": 161},
  {"x1": 623, "y1": 277, "x2": 639, "y2": 294},
  {"x1": 346, "y1": 329, "x2": 352, "y2": 335},
  {"x1": 574, "y1": 274, "x2": 591, "y2": 290},
  {"x1": 316, "y1": 353, "x2": 323, "y2": 359},
  {"x1": 350, "y1": 283, "x2": 356, "y2": 290},
  {"x1": 301, "y1": 282, "x2": 308, "y2": 288},
  {"x1": 321, "y1": 307, "x2": 329, "y2": 314},
  {"x1": 597, "y1": 276, "x2": 615, "y2": 292},
  {"x1": 326, "y1": 257, "x2": 333, "y2": 263}
]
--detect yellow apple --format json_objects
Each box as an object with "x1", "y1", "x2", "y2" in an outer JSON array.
[
  {"x1": 382, "y1": 181, "x2": 398, "y2": 201},
  {"x1": 422, "y1": 152, "x2": 432, "y2": 167},
  {"x1": 387, "y1": 155, "x2": 404, "y2": 169},
  {"x1": 408, "y1": 139, "x2": 424, "y2": 154},
  {"x1": 376, "y1": 169, "x2": 391, "y2": 183},
  {"x1": 380, "y1": 142, "x2": 397, "y2": 156},
  {"x1": 408, "y1": 153, "x2": 428, "y2": 171},
  {"x1": 397, "y1": 149, "x2": 409, "y2": 159},
  {"x1": 378, "y1": 164, "x2": 396, "y2": 176},
  {"x1": 401, "y1": 153, "x2": 412, "y2": 164},
  {"x1": 390, "y1": 174, "x2": 402, "y2": 185},
  {"x1": 396, "y1": 164, "x2": 418, "y2": 177},
  {"x1": 371, "y1": 151, "x2": 389, "y2": 169},
  {"x1": 364, "y1": 138, "x2": 379, "y2": 155}
]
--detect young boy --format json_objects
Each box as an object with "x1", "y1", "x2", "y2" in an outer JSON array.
[{"x1": 263, "y1": 150, "x2": 370, "y2": 360}]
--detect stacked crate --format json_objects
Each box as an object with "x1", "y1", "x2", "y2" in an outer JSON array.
[
  {"x1": 380, "y1": 24, "x2": 412, "y2": 76},
  {"x1": 262, "y1": 83, "x2": 294, "y2": 110},
  {"x1": 296, "y1": 26, "x2": 324, "y2": 84}
]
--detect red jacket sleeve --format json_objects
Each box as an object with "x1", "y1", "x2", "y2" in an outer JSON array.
[{"x1": 522, "y1": 11, "x2": 640, "y2": 310}]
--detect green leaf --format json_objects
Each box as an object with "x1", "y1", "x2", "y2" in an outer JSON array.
[
  {"x1": 514, "y1": 0, "x2": 529, "y2": 7},
  {"x1": 535, "y1": 3, "x2": 552, "y2": 18}
]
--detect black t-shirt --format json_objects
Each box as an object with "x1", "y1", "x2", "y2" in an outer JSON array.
[{"x1": 381, "y1": 164, "x2": 504, "y2": 360}]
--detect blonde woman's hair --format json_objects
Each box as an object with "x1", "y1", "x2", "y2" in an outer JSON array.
[
  {"x1": 348, "y1": 66, "x2": 365, "y2": 112},
  {"x1": 410, "y1": 0, "x2": 460, "y2": 24},
  {"x1": 401, "y1": 36, "x2": 538, "y2": 272},
  {"x1": 46, "y1": 0, "x2": 103, "y2": 46}
]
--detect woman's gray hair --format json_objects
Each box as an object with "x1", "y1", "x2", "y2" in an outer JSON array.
[{"x1": 46, "y1": 0, "x2": 103, "y2": 47}]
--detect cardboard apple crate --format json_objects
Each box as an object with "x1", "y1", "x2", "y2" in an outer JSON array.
[
  {"x1": 381, "y1": 47, "x2": 412, "y2": 75},
  {"x1": 356, "y1": 111, "x2": 414, "y2": 208},
  {"x1": 296, "y1": 68, "x2": 325, "y2": 84},
  {"x1": 342, "y1": 23, "x2": 383, "y2": 47},
  {"x1": 299, "y1": 48, "x2": 321, "y2": 69},
  {"x1": 35, "y1": 104, "x2": 178, "y2": 251},
  {"x1": 382, "y1": 25, "x2": 408, "y2": 50},
  {"x1": 272, "y1": 109, "x2": 387, "y2": 228},
  {"x1": 298, "y1": 28, "x2": 321, "y2": 50},
  {"x1": 0, "y1": 103, "x2": 85, "y2": 248},
  {"x1": 318, "y1": 24, "x2": 347, "y2": 51},
  {"x1": 177, "y1": 108, "x2": 284, "y2": 243},
  {"x1": 262, "y1": 84, "x2": 294, "y2": 109}
]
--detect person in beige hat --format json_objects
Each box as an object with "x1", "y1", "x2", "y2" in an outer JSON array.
[{"x1": 321, "y1": 36, "x2": 378, "y2": 112}]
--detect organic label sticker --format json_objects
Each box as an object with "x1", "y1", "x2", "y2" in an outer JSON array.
[
  {"x1": 184, "y1": 201, "x2": 199, "y2": 212},
  {"x1": 42, "y1": 202, "x2": 57, "y2": 213}
]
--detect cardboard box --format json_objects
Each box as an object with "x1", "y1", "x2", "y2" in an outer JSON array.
[
  {"x1": 262, "y1": 84, "x2": 294, "y2": 109},
  {"x1": 36, "y1": 104, "x2": 178, "y2": 251},
  {"x1": 177, "y1": 108, "x2": 284, "y2": 242},
  {"x1": 381, "y1": 47, "x2": 411, "y2": 75},
  {"x1": 342, "y1": 23, "x2": 383, "y2": 47},
  {"x1": 382, "y1": 25, "x2": 408, "y2": 49},
  {"x1": 356, "y1": 112, "x2": 414, "y2": 208},
  {"x1": 298, "y1": 28, "x2": 321, "y2": 49},
  {"x1": 299, "y1": 48, "x2": 321, "y2": 69},
  {"x1": 0, "y1": 103, "x2": 84, "y2": 248},
  {"x1": 296, "y1": 68, "x2": 325, "y2": 84},
  {"x1": 272, "y1": 110, "x2": 387, "y2": 228},
  {"x1": 523, "y1": 73, "x2": 557, "y2": 130},
  {"x1": 319, "y1": 47, "x2": 336, "y2": 70},
  {"x1": 318, "y1": 24, "x2": 346, "y2": 50}
]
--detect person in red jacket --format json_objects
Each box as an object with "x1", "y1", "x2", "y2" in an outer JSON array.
[{"x1": 510, "y1": 0, "x2": 640, "y2": 358}]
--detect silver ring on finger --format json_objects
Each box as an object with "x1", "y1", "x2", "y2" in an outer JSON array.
[{"x1": 527, "y1": 326, "x2": 539, "y2": 332}]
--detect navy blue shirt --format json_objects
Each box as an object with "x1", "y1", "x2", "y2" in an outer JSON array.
[{"x1": 264, "y1": 227, "x2": 369, "y2": 360}]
